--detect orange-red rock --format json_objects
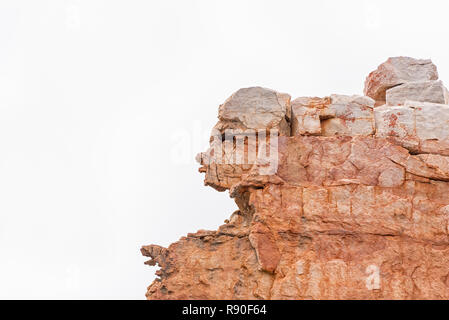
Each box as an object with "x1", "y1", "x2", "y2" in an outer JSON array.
[{"x1": 143, "y1": 59, "x2": 449, "y2": 300}]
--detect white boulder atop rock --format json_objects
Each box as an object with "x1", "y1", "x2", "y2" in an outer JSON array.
[
  {"x1": 215, "y1": 87, "x2": 291, "y2": 135},
  {"x1": 364, "y1": 57, "x2": 439, "y2": 102}
]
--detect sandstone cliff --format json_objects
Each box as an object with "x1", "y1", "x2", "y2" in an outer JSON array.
[{"x1": 142, "y1": 57, "x2": 449, "y2": 300}]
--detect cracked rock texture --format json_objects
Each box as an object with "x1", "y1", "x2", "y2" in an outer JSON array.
[{"x1": 143, "y1": 57, "x2": 449, "y2": 300}]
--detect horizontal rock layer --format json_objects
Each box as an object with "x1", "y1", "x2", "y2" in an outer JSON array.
[{"x1": 386, "y1": 81, "x2": 449, "y2": 106}]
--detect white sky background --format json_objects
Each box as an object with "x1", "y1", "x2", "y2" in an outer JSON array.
[{"x1": 0, "y1": 0, "x2": 448, "y2": 299}]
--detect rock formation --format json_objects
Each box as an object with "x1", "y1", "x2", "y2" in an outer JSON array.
[{"x1": 142, "y1": 57, "x2": 449, "y2": 300}]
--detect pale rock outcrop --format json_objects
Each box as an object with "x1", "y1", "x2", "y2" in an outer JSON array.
[
  {"x1": 321, "y1": 95, "x2": 375, "y2": 137},
  {"x1": 143, "y1": 57, "x2": 449, "y2": 300},
  {"x1": 364, "y1": 57, "x2": 439, "y2": 103},
  {"x1": 291, "y1": 95, "x2": 375, "y2": 137},
  {"x1": 290, "y1": 97, "x2": 324, "y2": 136},
  {"x1": 386, "y1": 80, "x2": 449, "y2": 106},
  {"x1": 374, "y1": 104, "x2": 418, "y2": 152},
  {"x1": 214, "y1": 87, "x2": 291, "y2": 136},
  {"x1": 374, "y1": 101, "x2": 449, "y2": 155}
]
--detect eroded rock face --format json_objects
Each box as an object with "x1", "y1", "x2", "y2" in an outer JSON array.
[
  {"x1": 364, "y1": 57, "x2": 439, "y2": 103},
  {"x1": 143, "y1": 57, "x2": 449, "y2": 300},
  {"x1": 386, "y1": 81, "x2": 449, "y2": 106},
  {"x1": 375, "y1": 101, "x2": 449, "y2": 155},
  {"x1": 291, "y1": 95, "x2": 375, "y2": 137},
  {"x1": 214, "y1": 87, "x2": 291, "y2": 136}
]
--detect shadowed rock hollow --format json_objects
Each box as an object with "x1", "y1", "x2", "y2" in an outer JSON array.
[{"x1": 142, "y1": 57, "x2": 449, "y2": 300}]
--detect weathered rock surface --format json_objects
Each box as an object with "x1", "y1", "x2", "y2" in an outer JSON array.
[
  {"x1": 364, "y1": 57, "x2": 439, "y2": 103},
  {"x1": 386, "y1": 81, "x2": 449, "y2": 106},
  {"x1": 375, "y1": 101, "x2": 449, "y2": 155},
  {"x1": 291, "y1": 95, "x2": 375, "y2": 137},
  {"x1": 214, "y1": 87, "x2": 292, "y2": 136},
  {"x1": 291, "y1": 97, "x2": 325, "y2": 136},
  {"x1": 143, "y1": 57, "x2": 449, "y2": 300}
]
